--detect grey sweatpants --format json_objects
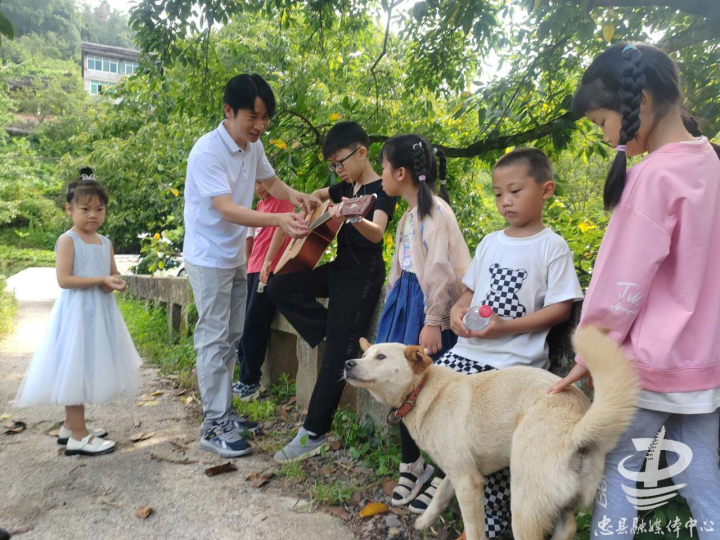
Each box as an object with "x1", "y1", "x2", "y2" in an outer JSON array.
[
  {"x1": 186, "y1": 262, "x2": 247, "y2": 432},
  {"x1": 592, "y1": 408, "x2": 720, "y2": 539}
]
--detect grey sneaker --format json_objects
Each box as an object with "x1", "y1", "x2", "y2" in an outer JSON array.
[
  {"x1": 273, "y1": 427, "x2": 327, "y2": 463},
  {"x1": 228, "y1": 411, "x2": 260, "y2": 434},
  {"x1": 199, "y1": 419, "x2": 253, "y2": 458},
  {"x1": 232, "y1": 381, "x2": 263, "y2": 402}
]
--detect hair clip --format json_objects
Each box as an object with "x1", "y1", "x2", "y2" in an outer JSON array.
[
  {"x1": 413, "y1": 142, "x2": 423, "y2": 150},
  {"x1": 623, "y1": 44, "x2": 637, "y2": 53},
  {"x1": 80, "y1": 173, "x2": 96, "y2": 181},
  {"x1": 418, "y1": 175, "x2": 427, "y2": 182},
  {"x1": 616, "y1": 145, "x2": 627, "y2": 153}
]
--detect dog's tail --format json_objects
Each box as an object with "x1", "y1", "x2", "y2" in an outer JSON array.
[{"x1": 570, "y1": 326, "x2": 639, "y2": 456}]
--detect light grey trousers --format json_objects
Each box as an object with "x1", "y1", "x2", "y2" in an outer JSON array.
[
  {"x1": 186, "y1": 262, "x2": 247, "y2": 431},
  {"x1": 592, "y1": 408, "x2": 720, "y2": 539}
]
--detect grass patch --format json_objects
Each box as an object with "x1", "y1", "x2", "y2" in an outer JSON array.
[
  {"x1": 309, "y1": 479, "x2": 359, "y2": 506},
  {"x1": 0, "y1": 276, "x2": 17, "y2": 339},
  {"x1": 0, "y1": 244, "x2": 56, "y2": 278},
  {"x1": 117, "y1": 295, "x2": 197, "y2": 387}
]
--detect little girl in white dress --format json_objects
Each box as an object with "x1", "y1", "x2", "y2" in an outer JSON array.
[{"x1": 14, "y1": 168, "x2": 141, "y2": 456}]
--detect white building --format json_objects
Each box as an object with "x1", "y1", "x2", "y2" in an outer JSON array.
[{"x1": 80, "y1": 41, "x2": 140, "y2": 96}]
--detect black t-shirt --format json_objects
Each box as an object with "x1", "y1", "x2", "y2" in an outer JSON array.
[{"x1": 328, "y1": 178, "x2": 396, "y2": 261}]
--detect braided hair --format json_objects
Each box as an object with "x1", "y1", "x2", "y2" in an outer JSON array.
[
  {"x1": 573, "y1": 43, "x2": 720, "y2": 210},
  {"x1": 66, "y1": 167, "x2": 109, "y2": 206},
  {"x1": 380, "y1": 134, "x2": 450, "y2": 220}
]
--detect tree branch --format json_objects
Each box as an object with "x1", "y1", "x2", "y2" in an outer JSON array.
[
  {"x1": 370, "y1": 1, "x2": 400, "y2": 119},
  {"x1": 582, "y1": 0, "x2": 718, "y2": 21},
  {"x1": 369, "y1": 112, "x2": 576, "y2": 158},
  {"x1": 280, "y1": 109, "x2": 323, "y2": 146},
  {"x1": 658, "y1": 20, "x2": 720, "y2": 52}
]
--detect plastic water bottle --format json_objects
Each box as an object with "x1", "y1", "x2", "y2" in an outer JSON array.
[
  {"x1": 256, "y1": 281, "x2": 266, "y2": 294},
  {"x1": 463, "y1": 305, "x2": 494, "y2": 332}
]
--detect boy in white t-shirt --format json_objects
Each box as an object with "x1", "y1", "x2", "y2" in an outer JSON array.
[{"x1": 406, "y1": 148, "x2": 583, "y2": 539}]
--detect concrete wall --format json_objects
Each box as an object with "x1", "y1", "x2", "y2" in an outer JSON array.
[{"x1": 123, "y1": 275, "x2": 582, "y2": 427}]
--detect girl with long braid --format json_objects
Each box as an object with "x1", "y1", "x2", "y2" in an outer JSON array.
[
  {"x1": 549, "y1": 44, "x2": 720, "y2": 537},
  {"x1": 377, "y1": 134, "x2": 472, "y2": 511}
]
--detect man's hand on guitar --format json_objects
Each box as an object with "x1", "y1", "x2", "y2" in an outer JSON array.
[
  {"x1": 277, "y1": 213, "x2": 309, "y2": 239},
  {"x1": 290, "y1": 190, "x2": 321, "y2": 215}
]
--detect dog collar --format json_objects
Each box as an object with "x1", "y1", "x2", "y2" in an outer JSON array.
[{"x1": 388, "y1": 378, "x2": 426, "y2": 424}]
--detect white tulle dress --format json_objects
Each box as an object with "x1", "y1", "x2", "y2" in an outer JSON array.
[{"x1": 13, "y1": 230, "x2": 142, "y2": 407}]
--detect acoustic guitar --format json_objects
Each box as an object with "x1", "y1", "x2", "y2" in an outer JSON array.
[{"x1": 274, "y1": 194, "x2": 376, "y2": 275}]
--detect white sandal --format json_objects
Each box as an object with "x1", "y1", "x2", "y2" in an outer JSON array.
[
  {"x1": 58, "y1": 425, "x2": 108, "y2": 445},
  {"x1": 65, "y1": 435, "x2": 116, "y2": 456},
  {"x1": 392, "y1": 456, "x2": 434, "y2": 506}
]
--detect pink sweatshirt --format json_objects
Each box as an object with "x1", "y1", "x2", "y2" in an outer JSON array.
[{"x1": 577, "y1": 138, "x2": 720, "y2": 392}]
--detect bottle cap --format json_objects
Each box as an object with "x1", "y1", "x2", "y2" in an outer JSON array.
[{"x1": 479, "y1": 305, "x2": 493, "y2": 318}]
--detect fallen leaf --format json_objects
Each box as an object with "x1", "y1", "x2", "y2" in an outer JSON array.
[
  {"x1": 0, "y1": 414, "x2": 9, "y2": 420},
  {"x1": 173, "y1": 389, "x2": 189, "y2": 397},
  {"x1": 323, "y1": 505, "x2": 351, "y2": 521},
  {"x1": 317, "y1": 465, "x2": 336, "y2": 477},
  {"x1": 135, "y1": 506, "x2": 152, "y2": 519},
  {"x1": 329, "y1": 441, "x2": 342, "y2": 451},
  {"x1": 286, "y1": 396, "x2": 297, "y2": 406},
  {"x1": 3, "y1": 421, "x2": 26, "y2": 435},
  {"x1": 8, "y1": 525, "x2": 34, "y2": 535},
  {"x1": 349, "y1": 492, "x2": 363, "y2": 507},
  {"x1": 169, "y1": 441, "x2": 189, "y2": 452},
  {"x1": 98, "y1": 496, "x2": 122, "y2": 509},
  {"x1": 382, "y1": 479, "x2": 397, "y2": 497},
  {"x1": 138, "y1": 394, "x2": 155, "y2": 401},
  {"x1": 136, "y1": 400, "x2": 160, "y2": 407},
  {"x1": 353, "y1": 467, "x2": 374, "y2": 477},
  {"x1": 205, "y1": 462, "x2": 238, "y2": 477},
  {"x1": 250, "y1": 471, "x2": 275, "y2": 488},
  {"x1": 151, "y1": 390, "x2": 164, "y2": 397},
  {"x1": 388, "y1": 506, "x2": 412, "y2": 517},
  {"x1": 359, "y1": 502, "x2": 388, "y2": 518},
  {"x1": 130, "y1": 432, "x2": 155, "y2": 443},
  {"x1": 48, "y1": 428, "x2": 60, "y2": 437},
  {"x1": 100, "y1": 486, "x2": 113, "y2": 497},
  {"x1": 150, "y1": 453, "x2": 198, "y2": 465}
]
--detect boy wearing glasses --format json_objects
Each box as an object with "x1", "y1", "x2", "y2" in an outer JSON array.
[{"x1": 268, "y1": 121, "x2": 396, "y2": 461}]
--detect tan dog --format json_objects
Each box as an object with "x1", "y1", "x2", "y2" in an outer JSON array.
[{"x1": 344, "y1": 327, "x2": 638, "y2": 540}]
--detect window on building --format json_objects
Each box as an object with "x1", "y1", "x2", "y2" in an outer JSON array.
[
  {"x1": 90, "y1": 80, "x2": 117, "y2": 96},
  {"x1": 124, "y1": 62, "x2": 138, "y2": 75},
  {"x1": 87, "y1": 55, "x2": 122, "y2": 74}
]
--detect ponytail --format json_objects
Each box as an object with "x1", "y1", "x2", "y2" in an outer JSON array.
[
  {"x1": 682, "y1": 110, "x2": 720, "y2": 162},
  {"x1": 436, "y1": 150, "x2": 451, "y2": 205},
  {"x1": 412, "y1": 142, "x2": 435, "y2": 221},
  {"x1": 381, "y1": 135, "x2": 459, "y2": 220},
  {"x1": 604, "y1": 45, "x2": 646, "y2": 211}
]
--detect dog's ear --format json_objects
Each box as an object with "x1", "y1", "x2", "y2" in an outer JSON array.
[
  {"x1": 404, "y1": 346, "x2": 432, "y2": 374},
  {"x1": 359, "y1": 338, "x2": 371, "y2": 352}
]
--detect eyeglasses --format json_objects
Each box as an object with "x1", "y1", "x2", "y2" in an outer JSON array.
[{"x1": 327, "y1": 147, "x2": 361, "y2": 173}]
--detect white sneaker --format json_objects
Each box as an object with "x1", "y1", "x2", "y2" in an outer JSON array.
[
  {"x1": 58, "y1": 425, "x2": 108, "y2": 445},
  {"x1": 64, "y1": 435, "x2": 116, "y2": 456}
]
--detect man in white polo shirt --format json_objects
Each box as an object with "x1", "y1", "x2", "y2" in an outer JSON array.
[{"x1": 183, "y1": 73, "x2": 316, "y2": 457}]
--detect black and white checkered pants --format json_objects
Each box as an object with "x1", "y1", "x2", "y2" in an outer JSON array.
[{"x1": 436, "y1": 351, "x2": 512, "y2": 538}]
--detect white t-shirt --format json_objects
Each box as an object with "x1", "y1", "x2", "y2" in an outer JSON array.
[
  {"x1": 451, "y1": 228, "x2": 584, "y2": 370},
  {"x1": 182, "y1": 122, "x2": 276, "y2": 269}
]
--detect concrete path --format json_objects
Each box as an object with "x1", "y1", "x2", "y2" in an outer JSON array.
[{"x1": 1, "y1": 268, "x2": 354, "y2": 539}]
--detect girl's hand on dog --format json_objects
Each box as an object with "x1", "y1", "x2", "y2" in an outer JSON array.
[
  {"x1": 420, "y1": 324, "x2": 442, "y2": 356},
  {"x1": 546, "y1": 364, "x2": 593, "y2": 394},
  {"x1": 469, "y1": 312, "x2": 508, "y2": 340}
]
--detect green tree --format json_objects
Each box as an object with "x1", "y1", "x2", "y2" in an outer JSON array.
[
  {"x1": 80, "y1": 1, "x2": 136, "y2": 49},
  {"x1": 0, "y1": 0, "x2": 15, "y2": 45},
  {"x1": 2, "y1": 0, "x2": 81, "y2": 60}
]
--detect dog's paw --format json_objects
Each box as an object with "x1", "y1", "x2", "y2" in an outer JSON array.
[{"x1": 414, "y1": 513, "x2": 436, "y2": 530}]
